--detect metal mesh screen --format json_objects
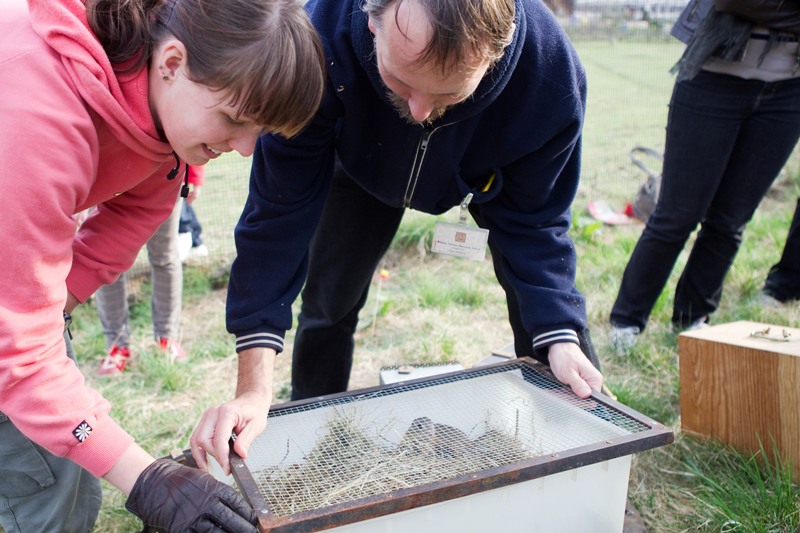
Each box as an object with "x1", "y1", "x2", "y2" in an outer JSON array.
[{"x1": 243, "y1": 361, "x2": 652, "y2": 517}]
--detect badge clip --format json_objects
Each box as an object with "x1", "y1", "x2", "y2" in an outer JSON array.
[{"x1": 459, "y1": 193, "x2": 473, "y2": 225}]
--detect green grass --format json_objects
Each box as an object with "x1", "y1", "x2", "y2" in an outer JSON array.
[
  {"x1": 629, "y1": 434, "x2": 800, "y2": 532},
  {"x1": 684, "y1": 439, "x2": 800, "y2": 531}
]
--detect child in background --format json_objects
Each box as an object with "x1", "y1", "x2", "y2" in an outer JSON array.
[{"x1": 96, "y1": 165, "x2": 204, "y2": 374}]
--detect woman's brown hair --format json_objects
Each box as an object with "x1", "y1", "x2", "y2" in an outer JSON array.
[{"x1": 87, "y1": 0, "x2": 326, "y2": 137}]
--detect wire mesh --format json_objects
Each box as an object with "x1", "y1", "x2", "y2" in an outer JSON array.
[{"x1": 243, "y1": 360, "x2": 653, "y2": 518}]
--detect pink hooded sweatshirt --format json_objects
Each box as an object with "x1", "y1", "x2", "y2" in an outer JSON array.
[{"x1": 0, "y1": 0, "x2": 182, "y2": 476}]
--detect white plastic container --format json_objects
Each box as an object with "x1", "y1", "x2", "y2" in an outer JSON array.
[{"x1": 231, "y1": 358, "x2": 672, "y2": 533}]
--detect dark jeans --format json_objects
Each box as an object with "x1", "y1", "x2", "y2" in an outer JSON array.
[
  {"x1": 179, "y1": 200, "x2": 203, "y2": 247},
  {"x1": 611, "y1": 71, "x2": 800, "y2": 331},
  {"x1": 291, "y1": 167, "x2": 599, "y2": 400},
  {"x1": 764, "y1": 198, "x2": 800, "y2": 302}
]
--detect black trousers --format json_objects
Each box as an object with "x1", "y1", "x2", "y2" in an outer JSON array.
[
  {"x1": 764, "y1": 198, "x2": 800, "y2": 302},
  {"x1": 291, "y1": 168, "x2": 599, "y2": 400}
]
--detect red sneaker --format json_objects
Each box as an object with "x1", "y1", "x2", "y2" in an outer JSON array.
[
  {"x1": 98, "y1": 345, "x2": 131, "y2": 376},
  {"x1": 158, "y1": 337, "x2": 186, "y2": 362}
]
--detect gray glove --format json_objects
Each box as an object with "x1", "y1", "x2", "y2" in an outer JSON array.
[{"x1": 125, "y1": 458, "x2": 258, "y2": 533}]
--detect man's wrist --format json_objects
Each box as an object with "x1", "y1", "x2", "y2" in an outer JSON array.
[{"x1": 236, "y1": 347, "x2": 276, "y2": 397}]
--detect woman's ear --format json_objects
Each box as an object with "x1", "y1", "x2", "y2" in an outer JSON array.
[{"x1": 153, "y1": 39, "x2": 188, "y2": 81}]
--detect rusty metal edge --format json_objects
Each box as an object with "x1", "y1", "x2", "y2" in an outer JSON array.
[
  {"x1": 229, "y1": 450, "x2": 274, "y2": 532},
  {"x1": 248, "y1": 425, "x2": 673, "y2": 532}
]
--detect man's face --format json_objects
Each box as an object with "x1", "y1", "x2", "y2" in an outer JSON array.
[{"x1": 368, "y1": 0, "x2": 490, "y2": 124}]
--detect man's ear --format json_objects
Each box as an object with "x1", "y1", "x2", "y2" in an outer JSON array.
[{"x1": 504, "y1": 22, "x2": 516, "y2": 46}]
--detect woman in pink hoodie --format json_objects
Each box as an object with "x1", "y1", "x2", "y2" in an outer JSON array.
[{"x1": 0, "y1": 0, "x2": 325, "y2": 531}]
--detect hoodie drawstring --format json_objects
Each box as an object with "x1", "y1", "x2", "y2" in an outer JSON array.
[{"x1": 166, "y1": 151, "x2": 190, "y2": 198}]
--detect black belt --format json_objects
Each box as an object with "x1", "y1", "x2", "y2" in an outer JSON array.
[{"x1": 750, "y1": 32, "x2": 799, "y2": 43}]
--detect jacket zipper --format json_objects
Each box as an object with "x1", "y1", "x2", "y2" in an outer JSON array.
[
  {"x1": 403, "y1": 130, "x2": 432, "y2": 208},
  {"x1": 688, "y1": 0, "x2": 700, "y2": 21}
]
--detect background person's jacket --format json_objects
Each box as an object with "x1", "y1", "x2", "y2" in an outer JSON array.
[
  {"x1": 0, "y1": 0, "x2": 180, "y2": 477},
  {"x1": 672, "y1": 0, "x2": 800, "y2": 45},
  {"x1": 227, "y1": 0, "x2": 590, "y2": 362},
  {"x1": 671, "y1": 0, "x2": 800, "y2": 82}
]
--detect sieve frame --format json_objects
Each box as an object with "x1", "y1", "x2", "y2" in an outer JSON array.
[{"x1": 225, "y1": 357, "x2": 673, "y2": 533}]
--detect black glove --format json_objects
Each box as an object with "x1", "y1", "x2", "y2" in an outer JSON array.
[{"x1": 125, "y1": 458, "x2": 258, "y2": 533}]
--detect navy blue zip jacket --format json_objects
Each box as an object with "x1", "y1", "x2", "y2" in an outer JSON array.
[{"x1": 227, "y1": 0, "x2": 589, "y2": 362}]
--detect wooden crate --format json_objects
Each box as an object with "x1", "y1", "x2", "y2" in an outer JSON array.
[{"x1": 679, "y1": 321, "x2": 800, "y2": 478}]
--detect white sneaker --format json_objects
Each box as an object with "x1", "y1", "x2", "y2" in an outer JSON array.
[
  {"x1": 687, "y1": 318, "x2": 709, "y2": 331},
  {"x1": 187, "y1": 243, "x2": 209, "y2": 260},
  {"x1": 610, "y1": 326, "x2": 640, "y2": 355},
  {"x1": 177, "y1": 232, "x2": 192, "y2": 262}
]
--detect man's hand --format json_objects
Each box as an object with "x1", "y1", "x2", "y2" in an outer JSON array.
[
  {"x1": 190, "y1": 347, "x2": 276, "y2": 475},
  {"x1": 125, "y1": 458, "x2": 258, "y2": 533},
  {"x1": 190, "y1": 391, "x2": 270, "y2": 476},
  {"x1": 547, "y1": 342, "x2": 604, "y2": 399}
]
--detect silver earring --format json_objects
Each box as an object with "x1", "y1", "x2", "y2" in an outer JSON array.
[{"x1": 162, "y1": 73, "x2": 169, "y2": 81}]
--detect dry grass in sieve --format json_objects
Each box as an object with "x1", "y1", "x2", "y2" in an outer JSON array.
[{"x1": 252, "y1": 412, "x2": 534, "y2": 517}]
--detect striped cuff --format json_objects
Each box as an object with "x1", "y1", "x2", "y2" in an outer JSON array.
[
  {"x1": 235, "y1": 332, "x2": 284, "y2": 353},
  {"x1": 532, "y1": 329, "x2": 579, "y2": 351}
]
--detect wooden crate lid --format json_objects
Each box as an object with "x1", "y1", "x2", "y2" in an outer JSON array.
[{"x1": 679, "y1": 320, "x2": 800, "y2": 357}]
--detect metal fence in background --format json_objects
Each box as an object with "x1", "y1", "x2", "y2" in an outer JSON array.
[
  {"x1": 129, "y1": 153, "x2": 251, "y2": 276},
  {"x1": 185, "y1": 154, "x2": 252, "y2": 265}
]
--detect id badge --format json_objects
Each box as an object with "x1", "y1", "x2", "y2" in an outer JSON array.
[{"x1": 431, "y1": 222, "x2": 489, "y2": 261}]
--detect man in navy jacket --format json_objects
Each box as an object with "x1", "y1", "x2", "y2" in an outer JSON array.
[{"x1": 191, "y1": 0, "x2": 604, "y2": 473}]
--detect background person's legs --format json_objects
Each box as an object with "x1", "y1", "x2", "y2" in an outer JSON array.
[
  {"x1": 148, "y1": 199, "x2": 183, "y2": 359},
  {"x1": 763, "y1": 198, "x2": 800, "y2": 302},
  {"x1": 95, "y1": 273, "x2": 132, "y2": 374},
  {"x1": 179, "y1": 199, "x2": 207, "y2": 260},
  {"x1": 672, "y1": 77, "x2": 800, "y2": 326},
  {"x1": 96, "y1": 274, "x2": 130, "y2": 350},
  {"x1": 611, "y1": 72, "x2": 752, "y2": 333}
]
